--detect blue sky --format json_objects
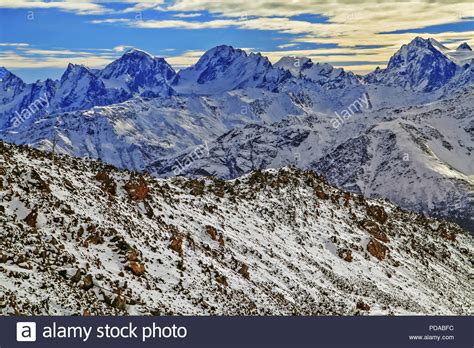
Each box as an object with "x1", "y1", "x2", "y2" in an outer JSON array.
[{"x1": 0, "y1": 0, "x2": 472, "y2": 82}]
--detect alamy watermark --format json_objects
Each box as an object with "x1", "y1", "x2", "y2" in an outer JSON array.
[
  {"x1": 331, "y1": 93, "x2": 371, "y2": 129},
  {"x1": 11, "y1": 93, "x2": 49, "y2": 128},
  {"x1": 172, "y1": 142, "x2": 210, "y2": 176}
]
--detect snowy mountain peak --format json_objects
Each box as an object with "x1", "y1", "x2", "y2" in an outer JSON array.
[
  {"x1": 412, "y1": 36, "x2": 432, "y2": 47},
  {"x1": 200, "y1": 44, "x2": 247, "y2": 60},
  {"x1": 275, "y1": 57, "x2": 313, "y2": 76},
  {"x1": 366, "y1": 36, "x2": 457, "y2": 92},
  {"x1": 275, "y1": 56, "x2": 359, "y2": 89},
  {"x1": 173, "y1": 44, "x2": 285, "y2": 94},
  {"x1": 192, "y1": 45, "x2": 266, "y2": 73},
  {"x1": 98, "y1": 48, "x2": 176, "y2": 97},
  {"x1": 101, "y1": 49, "x2": 174, "y2": 80},
  {"x1": 457, "y1": 42, "x2": 472, "y2": 51},
  {"x1": 0, "y1": 67, "x2": 9, "y2": 80},
  {"x1": 60, "y1": 63, "x2": 94, "y2": 82},
  {"x1": 123, "y1": 47, "x2": 154, "y2": 58},
  {"x1": 0, "y1": 66, "x2": 26, "y2": 95},
  {"x1": 395, "y1": 36, "x2": 441, "y2": 58}
]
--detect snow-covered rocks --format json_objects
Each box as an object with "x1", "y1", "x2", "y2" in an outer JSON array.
[{"x1": 0, "y1": 141, "x2": 472, "y2": 315}]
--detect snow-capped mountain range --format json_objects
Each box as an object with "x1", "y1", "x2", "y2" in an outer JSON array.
[
  {"x1": 150, "y1": 90, "x2": 473, "y2": 230},
  {"x1": 0, "y1": 141, "x2": 472, "y2": 315},
  {"x1": 0, "y1": 36, "x2": 472, "y2": 231}
]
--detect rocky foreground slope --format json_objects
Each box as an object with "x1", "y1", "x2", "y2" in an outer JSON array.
[{"x1": 0, "y1": 141, "x2": 472, "y2": 315}]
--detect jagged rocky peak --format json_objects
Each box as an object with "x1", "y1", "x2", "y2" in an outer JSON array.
[
  {"x1": 60, "y1": 63, "x2": 95, "y2": 82},
  {"x1": 173, "y1": 44, "x2": 284, "y2": 93},
  {"x1": 275, "y1": 57, "x2": 313, "y2": 76},
  {"x1": 367, "y1": 36, "x2": 457, "y2": 92},
  {"x1": 389, "y1": 36, "x2": 442, "y2": 65},
  {"x1": 199, "y1": 45, "x2": 246, "y2": 61},
  {"x1": 456, "y1": 42, "x2": 472, "y2": 51},
  {"x1": 123, "y1": 47, "x2": 154, "y2": 57},
  {"x1": 100, "y1": 48, "x2": 176, "y2": 82},
  {"x1": 192, "y1": 44, "x2": 272, "y2": 75},
  {"x1": 0, "y1": 66, "x2": 24, "y2": 85},
  {"x1": 0, "y1": 66, "x2": 9, "y2": 79},
  {"x1": 275, "y1": 56, "x2": 359, "y2": 88},
  {"x1": 0, "y1": 67, "x2": 27, "y2": 98}
]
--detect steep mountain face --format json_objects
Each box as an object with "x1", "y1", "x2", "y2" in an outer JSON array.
[
  {"x1": 0, "y1": 90, "x2": 310, "y2": 169},
  {"x1": 173, "y1": 45, "x2": 290, "y2": 94},
  {"x1": 0, "y1": 75, "x2": 56, "y2": 130},
  {"x1": 0, "y1": 141, "x2": 472, "y2": 316},
  {"x1": 149, "y1": 90, "x2": 474, "y2": 232},
  {"x1": 312, "y1": 122, "x2": 473, "y2": 231},
  {"x1": 0, "y1": 68, "x2": 26, "y2": 106},
  {"x1": 0, "y1": 84, "x2": 381, "y2": 170},
  {"x1": 366, "y1": 37, "x2": 458, "y2": 92},
  {"x1": 100, "y1": 48, "x2": 176, "y2": 97},
  {"x1": 443, "y1": 62, "x2": 474, "y2": 95},
  {"x1": 53, "y1": 64, "x2": 110, "y2": 111},
  {"x1": 275, "y1": 57, "x2": 360, "y2": 89}
]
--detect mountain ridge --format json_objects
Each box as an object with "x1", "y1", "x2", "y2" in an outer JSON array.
[{"x1": 0, "y1": 140, "x2": 472, "y2": 315}]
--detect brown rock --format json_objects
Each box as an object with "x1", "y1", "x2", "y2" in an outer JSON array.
[
  {"x1": 127, "y1": 250, "x2": 139, "y2": 262},
  {"x1": 206, "y1": 225, "x2": 218, "y2": 240},
  {"x1": 111, "y1": 295, "x2": 127, "y2": 310},
  {"x1": 367, "y1": 239, "x2": 388, "y2": 260},
  {"x1": 86, "y1": 232, "x2": 104, "y2": 245},
  {"x1": 361, "y1": 220, "x2": 389, "y2": 243},
  {"x1": 356, "y1": 300, "x2": 370, "y2": 311},
  {"x1": 24, "y1": 209, "x2": 38, "y2": 229},
  {"x1": 215, "y1": 274, "x2": 228, "y2": 286},
  {"x1": 218, "y1": 234, "x2": 225, "y2": 248},
  {"x1": 169, "y1": 236, "x2": 183, "y2": 256},
  {"x1": 95, "y1": 171, "x2": 116, "y2": 196},
  {"x1": 338, "y1": 249, "x2": 353, "y2": 262},
  {"x1": 439, "y1": 226, "x2": 456, "y2": 241},
  {"x1": 0, "y1": 254, "x2": 8, "y2": 263},
  {"x1": 95, "y1": 171, "x2": 110, "y2": 182},
  {"x1": 315, "y1": 186, "x2": 328, "y2": 200},
  {"x1": 238, "y1": 264, "x2": 250, "y2": 279},
  {"x1": 128, "y1": 261, "x2": 145, "y2": 276},
  {"x1": 124, "y1": 178, "x2": 150, "y2": 201},
  {"x1": 366, "y1": 205, "x2": 388, "y2": 224},
  {"x1": 70, "y1": 269, "x2": 82, "y2": 283},
  {"x1": 81, "y1": 274, "x2": 94, "y2": 291},
  {"x1": 343, "y1": 192, "x2": 351, "y2": 207}
]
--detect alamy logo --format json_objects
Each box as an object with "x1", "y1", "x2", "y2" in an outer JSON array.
[{"x1": 16, "y1": 322, "x2": 37, "y2": 342}]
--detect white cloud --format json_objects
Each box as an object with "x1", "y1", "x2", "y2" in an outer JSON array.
[
  {"x1": 112, "y1": 45, "x2": 130, "y2": 53},
  {"x1": 173, "y1": 13, "x2": 202, "y2": 18},
  {"x1": 278, "y1": 43, "x2": 298, "y2": 49},
  {"x1": 90, "y1": 18, "x2": 131, "y2": 24},
  {"x1": 0, "y1": 43, "x2": 30, "y2": 48},
  {"x1": 0, "y1": 45, "x2": 125, "y2": 69},
  {"x1": 0, "y1": 0, "x2": 111, "y2": 15},
  {"x1": 133, "y1": 19, "x2": 238, "y2": 29}
]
